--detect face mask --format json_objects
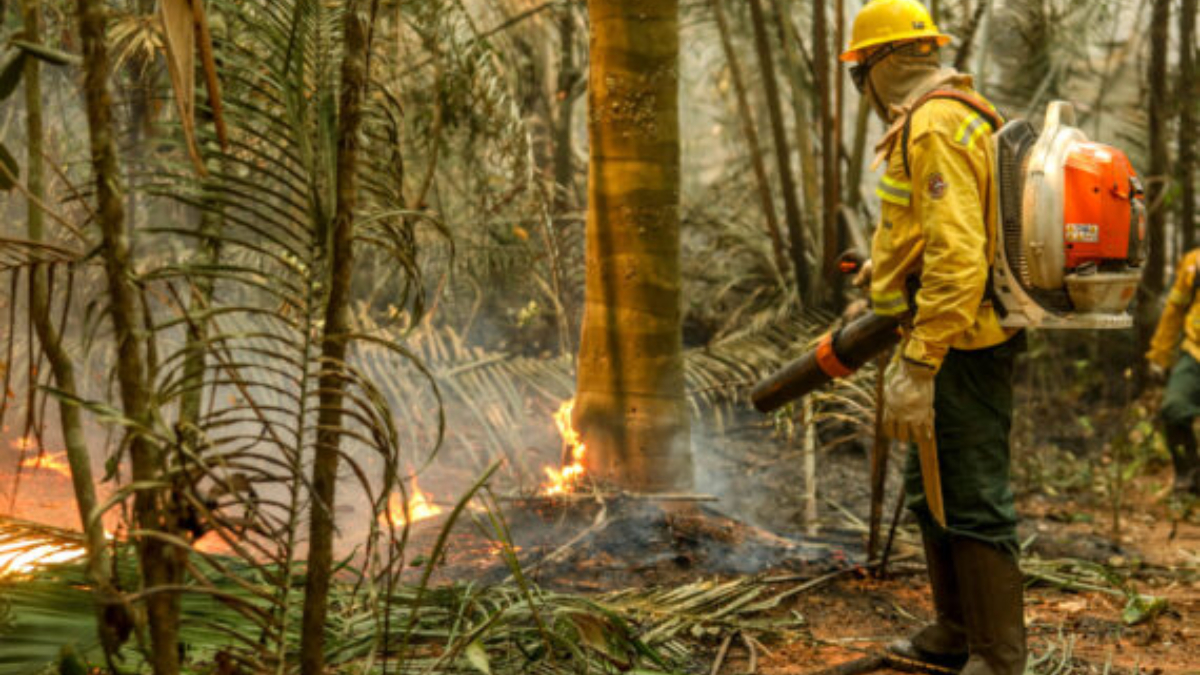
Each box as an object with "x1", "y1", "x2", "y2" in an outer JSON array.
[{"x1": 864, "y1": 44, "x2": 943, "y2": 122}]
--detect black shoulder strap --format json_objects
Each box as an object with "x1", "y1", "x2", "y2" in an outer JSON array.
[{"x1": 901, "y1": 90, "x2": 1003, "y2": 179}]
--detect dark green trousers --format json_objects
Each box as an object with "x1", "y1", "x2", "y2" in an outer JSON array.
[
  {"x1": 904, "y1": 333, "x2": 1024, "y2": 554},
  {"x1": 1162, "y1": 352, "x2": 1200, "y2": 427}
]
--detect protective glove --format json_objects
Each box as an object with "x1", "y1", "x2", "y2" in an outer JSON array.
[
  {"x1": 853, "y1": 259, "x2": 874, "y2": 289},
  {"x1": 882, "y1": 356, "x2": 937, "y2": 443}
]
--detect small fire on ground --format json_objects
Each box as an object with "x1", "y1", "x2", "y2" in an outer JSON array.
[
  {"x1": 542, "y1": 399, "x2": 585, "y2": 495},
  {"x1": 380, "y1": 474, "x2": 443, "y2": 527},
  {"x1": 18, "y1": 450, "x2": 73, "y2": 479}
]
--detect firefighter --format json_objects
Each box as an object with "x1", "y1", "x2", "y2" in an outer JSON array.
[
  {"x1": 841, "y1": 1, "x2": 1026, "y2": 673},
  {"x1": 1146, "y1": 249, "x2": 1200, "y2": 496}
]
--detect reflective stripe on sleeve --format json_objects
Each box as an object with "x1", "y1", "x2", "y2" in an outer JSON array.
[
  {"x1": 875, "y1": 175, "x2": 912, "y2": 207},
  {"x1": 871, "y1": 289, "x2": 909, "y2": 315},
  {"x1": 955, "y1": 113, "x2": 989, "y2": 150}
]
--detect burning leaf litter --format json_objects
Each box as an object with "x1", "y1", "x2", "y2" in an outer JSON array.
[
  {"x1": 380, "y1": 473, "x2": 444, "y2": 528},
  {"x1": 542, "y1": 398, "x2": 586, "y2": 495},
  {"x1": 17, "y1": 451, "x2": 73, "y2": 479}
]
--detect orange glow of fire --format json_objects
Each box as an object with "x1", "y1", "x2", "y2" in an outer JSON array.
[
  {"x1": 381, "y1": 475, "x2": 443, "y2": 527},
  {"x1": 18, "y1": 450, "x2": 73, "y2": 479},
  {"x1": 542, "y1": 399, "x2": 586, "y2": 495}
]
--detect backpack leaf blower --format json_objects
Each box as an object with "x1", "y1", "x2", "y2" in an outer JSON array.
[{"x1": 751, "y1": 101, "x2": 1146, "y2": 414}]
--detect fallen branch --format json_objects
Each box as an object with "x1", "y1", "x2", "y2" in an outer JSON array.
[{"x1": 807, "y1": 655, "x2": 884, "y2": 675}]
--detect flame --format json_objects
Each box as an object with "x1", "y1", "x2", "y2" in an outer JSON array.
[
  {"x1": 0, "y1": 536, "x2": 87, "y2": 578},
  {"x1": 18, "y1": 451, "x2": 73, "y2": 479},
  {"x1": 542, "y1": 399, "x2": 586, "y2": 495},
  {"x1": 381, "y1": 474, "x2": 443, "y2": 527}
]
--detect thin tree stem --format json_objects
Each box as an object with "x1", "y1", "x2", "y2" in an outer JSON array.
[
  {"x1": 300, "y1": 0, "x2": 371, "y2": 671},
  {"x1": 711, "y1": 0, "x2": 790, "y2": 286},
  {"x1": 74, "y1": 0, "x2": 181, "y2": 671}
]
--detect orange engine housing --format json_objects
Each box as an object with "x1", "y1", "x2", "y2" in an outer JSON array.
[{"x1": 1062, "y1": 142, "x2": 1144, "y2": 270}]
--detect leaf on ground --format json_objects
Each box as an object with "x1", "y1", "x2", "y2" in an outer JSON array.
[
  {"x1": 1122, "y1": 595, "x2": 1168, "y2": 626},
  {"x1": 464, "y1": 640, "x2": 491, "y2": 675}
]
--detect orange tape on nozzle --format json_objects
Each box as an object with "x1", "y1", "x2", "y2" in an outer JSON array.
[{"x1": 815, "y1": 333, "x2": 853, "y2": 378}]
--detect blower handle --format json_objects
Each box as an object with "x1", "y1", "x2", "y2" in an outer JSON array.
[{"x1": 750, "y1": 312, "x2": 902, "y2": 413}]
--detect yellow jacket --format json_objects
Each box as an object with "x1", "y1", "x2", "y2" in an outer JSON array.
[
  {"x1": 1147, "y1": 249, "x2": 1200, "y2": 367},
  {"x1": 868, "y1": 86, "x2": 1014, "y2": 371}
]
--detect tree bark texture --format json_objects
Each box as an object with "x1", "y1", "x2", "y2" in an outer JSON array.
[
  {"x1": 22, "y1": 0, "x2": 120, "y2": 656},
  {"x1": 1179, "y1": 0, "x2": 1197, "y2": 251},
  {"x1": 74, "y1": 0, "x2": 182, "y2": 672},
  {"x1": 748, "y1": 0, "x2": 809, "y2": 298},
  {"x1": 1137, "y1": 0, "x2": 1171, "y2": 365},
  {"x1": 576, "y1": 0, "x2": 692, "y2": 491},
  {"x1": 300, "y1": 1, "x2": 369, "y2": 672},
  {"x1": 711, "y1": 0, "x2": 790, "y2": 285}
]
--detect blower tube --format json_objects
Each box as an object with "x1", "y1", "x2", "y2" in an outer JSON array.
[{"x1": 750, "y1": 313, "x2": 902, "y2": 413}]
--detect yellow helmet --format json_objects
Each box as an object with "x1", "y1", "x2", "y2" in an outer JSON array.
[{"x1": 840, "y1": 0, "x2": 951, "y2": 63}]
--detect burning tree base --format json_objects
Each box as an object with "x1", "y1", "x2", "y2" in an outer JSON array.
[{"x1": 401, "y1": 491, "x2": 852, "y2": 592}]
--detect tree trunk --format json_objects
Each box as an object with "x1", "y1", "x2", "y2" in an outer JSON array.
[
  {"x1": 953, "y1": 0, "x2": 991, "y2": 72},
  {"x1": 575, "y1": 0, "x2": 692, "y2": 491},
  {"x1": 711, "y1": 0, "x2": 790, "y2": 285},
  {"x1": 747, "y1": 0, "x2": 809, "y2": 299},
  {"x1": 1137, "y1": 0, "x2": 1171, "y2": 377},
  {"x1": 1179, "y1": 0, "x2": 1197, "y2": 251},
  {"x1": 74, "y1": 0, "x2": 181, "y2": 672},
  {"x1": 551, "y1": 1, "x2": 583, "y2": 351},
  {"x1": 814, "y1": 0, "x2": 839, "y2": 306},
  {"x1": 299, "y1": 0, "x2": 369, "y2": 672},
  {"x1": 553, "y1": 3, "x2": 580, "y2": 214},
  {"x1": 771, "y1": 0, "x2": 820, "y2": 282},
  {"x1": 846, "y1": 95, "x2": 870, "y2": 210},
  {"x1": 22, "y1": 0, "x2": 121, "y2": 657}
]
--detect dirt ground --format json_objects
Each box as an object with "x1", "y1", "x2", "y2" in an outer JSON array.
[
  {"x1": 687, "y1": 411, "x2": 1200, "y2": 674},
  {"x1": 697, "y1": 450, "x2": 1200, "y2": 675}
]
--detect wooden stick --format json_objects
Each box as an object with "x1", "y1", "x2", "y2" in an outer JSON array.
[
  {"x1": 803, "y1": 396, "x2": 819, "y2": 535},
  {"x1": 711, "y1": 633, "x2": 734, "y2": 675},
  {"x1": 867, "y1": 351, "x2": 891, "y2": 561},
  {"x1": 877, "y1": 483, "x2": 908, "y2": 578},
  {"x1": 807, "y1": 655, "x2": 885, "y2": 675},
  {"x1": 744, "y1": 631, "x2": 758, "y2": 674}
]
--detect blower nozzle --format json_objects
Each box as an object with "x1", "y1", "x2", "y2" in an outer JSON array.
[{"x1": 750, "y1": 313, "x2": 902, "y2": 413}]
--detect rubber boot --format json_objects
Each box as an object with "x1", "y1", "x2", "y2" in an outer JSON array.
[
  {"x1": 1164, "y1": 422, "x2": 1200, "y2": 495},
  {"x1": 888, "y1": 526, "x2": 969, "y2": 670},
  {"x1": 952, "y1": 537, "x2": 1026, "y2": 675}
]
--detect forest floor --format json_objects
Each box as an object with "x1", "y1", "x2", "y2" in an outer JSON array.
[
  {"x1": 750, "y1": 471, "x2": 1200, "y2": 675},
  {"x1": 404, "y1": 418, "x2": 1198, "y2": 674},
  {"x1": 685, "y1": 397, "x2": 1200, "y2": 675},
  {"x1": 405, "y1": 366, "x2": 1200, "y2": 675}
]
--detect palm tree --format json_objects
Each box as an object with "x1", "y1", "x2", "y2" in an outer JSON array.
[{"x1": 574, "y1": 0, "x2": 693, "y2": 491}]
